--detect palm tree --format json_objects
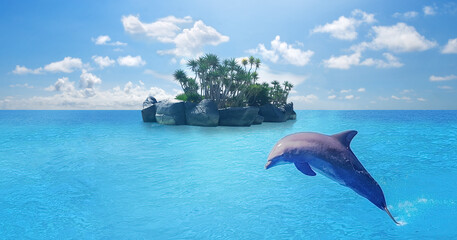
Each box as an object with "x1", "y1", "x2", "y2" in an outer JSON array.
[
  {"x1": 205, "y1": 53, "x2": 220, "y2": 70},
  {"x1": 255, "y1": 58, "x2": 261, "y2": 71},
  {"x1": 173, "y1": 54, "x2": 293, "y2": 108},
  {"x1": 270, "y1": 80, "x2": 281, "y2": 105},
  {"x1": 241, "y1": 58, "x2": 248, "y2": 71},
  {"x1": 248, "y1": 56, "x2": 255, "y2": 73},
  {"x1": 173, "y1": 69, "x2": 187, "y2": 91},
  {"x1": 251, "y1": 71, "x2": 259, "y2": 84},
  {"x1": 187, "y1": 59, "x2": 198, "y2": 79},
  {"x1": 197, "y1": 57, "x2": 209, "y2": 97},
  {"x1": 282, "y1": 81, "x2": 293, "y2": 104}
]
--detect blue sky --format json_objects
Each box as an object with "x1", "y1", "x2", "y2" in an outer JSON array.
[{"x1": 1, "y1": 0, "x2": 457, "y2": 109}]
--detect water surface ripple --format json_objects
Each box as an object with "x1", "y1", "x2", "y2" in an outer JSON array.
[{"x1": 0, "y1": 110, "x2": 456, "y2": 239}]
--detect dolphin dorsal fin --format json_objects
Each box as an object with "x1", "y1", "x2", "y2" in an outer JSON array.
[{"x1": 332, "y1": 130, "x2": 358, "y2": 147}]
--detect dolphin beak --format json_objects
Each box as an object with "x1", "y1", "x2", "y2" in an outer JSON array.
[
  {"x1": 265, "y1": 161, "x2": 273, "y2": 169},
  {"x1": 384, "y1": 207, "x2": 400, "y2": 225}
]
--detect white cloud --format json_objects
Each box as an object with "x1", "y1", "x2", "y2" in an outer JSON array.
[
  {"x1": 417, "y1": 97, "x2": 426, "y2": 102},
  {"x1": 44, "y1": 57, "x2": 83, "y2": 73},
  {"x1": 401, "y1": 89, "x2": 413, "y2": 94},
  {"x1": 93, "y1": 35, "x2": 111, "y2": 45},
  {"x1": 328, "y1": 95, "x2": 336, "y2": 100},
  {"x1": 4, "y1": 80, "x2": 175, "y2": 110},
  {"x1": 45, "y1": 77, "x2": 76, "y2": 92},
  {"x1": 122, "y1": 15, "x2": 192, "y2": 42},
  {"x1": 12, "y1": 65, "x2": 42, "y2": 75},
  {"x1": 324, "y1": 52, "x2": 361, "y2": 69},
  {"x1": 9, "y1": 83, "x2": 34, "y2": 88},
  {"x1": 312, "y1": 9, "x2": 375, "y2": 40},
  {"x1": 442, "y1": 38, "x2": 457, "y2": 54},
  {"x1": 248, "y1": 35, "x2": 314, "y2": 66},
  {"x1": 393, "y1": 11, "x2": 418, "y2": 19},
  {"x1": 438, "y1": 85, "x2": 452, "y2": 90},
  {"x1": 158, "y1": 15, "x2": 194, "y2": 24},
  {"x1": 360, "y1": 53, "x2": 403, "y2": 68},
  {"x1": 13, "y1": 57, "x2": 84, "y2": 74},
  {"x1": 340, "y1": 89, "x2": 351, "y2": 93},
  {"x1": 92, "y1": 35, "x2": 126, "y2": 46},
  {"x1": 358, "y1": 23, "x2": 437, "y2": 53},
  {"x1": 144, "y1": 69, "x2": 175, "y2": 83},
  {"x1": 345, "y1": 95, "x2": 354, "y2": 100},
  {"x1": 92, "y1": 56, "x2": 115, "y2": 69},
  {"x1": 79, "y1": 70, "x2": 102, "y2": 89},
  {"x1": 392, "y1": 95, "x2": 411, "y2": 101},
  {"x1": 122, "y1": 15, "x2": 228, "y2": 58},
  {"x1": 252, "y1": 44, "x2": 278, "y2": 62},
  {"x1": 289, "y1": 94, "x2": 318, "y2": 103},
  {"x1": 178, "y1": 58, "x2": 187, "y2": 65},
  {"x1": 324, "y1": 51, "x2": 403, "y2": 69},
  {"x1": 234, "y1": 57, "x2": 307, "y2": 86},
  {"x1": 157, "y1": 20, "x2": 229, "y2": 58},
  {"x1": 357, "y1": 88, "x2": 366, "y2": 92},
  {"x1": 429, "y1": 74, "x2": 457, "y2": 81},
  {"x1": 423, "y1": 6, "x2": 437, "y2": 16},
  {"x1": 256, "y1": 64, "x2": 308, "y2": 86},
  {"x1": 117, "y1": 55, "x2": 146, "y2": 67}
]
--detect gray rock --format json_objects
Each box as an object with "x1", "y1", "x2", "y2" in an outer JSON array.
[
  {"x1": 253, "y1": 115, "x2": 264, "y2": 125},
  {"x1": 143, "y1": 96, "x2": 157, "y2": 109},
  {"x1": 288, "y1": 111, "x2": 297, "y2": 120},
  {"x1": 259, "y1": 104, "x2": 288, "y2": 122},
  {"x1": 219, "y1": 107, "x2": 259, "y2": 126},
  {"x1": 155, "y1": 101, "x2": 186, "y2": 125},
  {"x1": 284, "y1": 102, "x2": 296, "y2": 120},
  {"x1": 141, "y1": 105, "x2": 157, "y2": 122},
  {"x1": 185, "y1": 99, "x2": 219, "y2": 126}
]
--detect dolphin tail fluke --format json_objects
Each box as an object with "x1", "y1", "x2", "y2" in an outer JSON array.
[{"x1": 384, "y1": 207, "x2": 400, "y2": 225}]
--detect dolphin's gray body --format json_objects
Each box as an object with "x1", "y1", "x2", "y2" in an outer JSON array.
[{"x1": 265, "y1": 130, "x2": 398, "y2": 224}]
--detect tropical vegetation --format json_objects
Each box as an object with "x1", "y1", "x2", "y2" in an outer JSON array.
[{"x1": 173, "y1": 54, "x2": 293, "y2": 108}]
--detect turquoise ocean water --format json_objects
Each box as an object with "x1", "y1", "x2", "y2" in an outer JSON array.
[{"x1": 0, "y1": 110, "x2": 456, "y2": 239}]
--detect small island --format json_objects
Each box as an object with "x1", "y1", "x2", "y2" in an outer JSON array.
[{"x1": 142, "y1": 54, "x2": 296, "y2": 126}]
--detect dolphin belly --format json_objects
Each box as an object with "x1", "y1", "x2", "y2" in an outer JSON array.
[{"x1": 306, "y1": 156, "x2": 351, "y2": 186}]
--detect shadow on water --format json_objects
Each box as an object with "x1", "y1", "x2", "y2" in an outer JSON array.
[{"x1": 140, "y1": 119, "x2": 297, "y2": 137}]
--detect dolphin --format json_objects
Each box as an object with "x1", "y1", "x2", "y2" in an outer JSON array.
[{"x1": 265, "y1": 130, "x2": 399, "y2": 224}]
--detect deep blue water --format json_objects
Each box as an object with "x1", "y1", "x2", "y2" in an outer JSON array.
[{"x1": 0, "y1": 110, "x2": 456, "y2": 239}]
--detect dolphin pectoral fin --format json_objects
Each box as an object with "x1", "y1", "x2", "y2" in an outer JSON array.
[{"x1": 294, "y1": 162, "x2": 316, "y2": 176}]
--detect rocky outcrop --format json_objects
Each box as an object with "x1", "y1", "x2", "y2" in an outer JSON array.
[
  {"x1": 155, "y1": 101, "x2": 186, "y2": 125},
  {"x1": 185, "y1": 99, "x2": 219, "y2": 126},
  {"x1": 141, "y1": 105, "x2": 157, "y2": 122},
  {"x1": 141, "y1": 96, "x2": 158, "y2": 122},
  {"x1": 141, "y1": 95, "x2": 296, "y2": 126},
  {"x1": 259, "y1": 104, "x2": 288, "y2": 122},
  {"x1": 253, "y1": 115, "x2": 264, "y2": 125},
  {"x1": 288, "y1": 111, "x2": 297, "y2": 120},
  {"x1": 143, "y1": 96, "x2": 157, "y2": 109},
  {"x1": 284, "y1": 102, "x2": 296, "y2": 120},
  {"x1": 219, "y1": 107, "x2": 259, "y2": 126}
]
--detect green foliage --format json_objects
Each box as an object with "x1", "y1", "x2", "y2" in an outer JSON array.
[
  {"x1": 269, "y1": 81, "x2": 294, "y2": 106},
  {"x1": 186, "y1": 92, "x2": 203, "y2": 102},
  {"x1": 175, "y1": 92, "x2": 202, "y2": 102},
  {"x1": 175, "y1": 93, "x2": 188, "y2": 101},
  {"x1": 173, "y1": 69, "x2": 199, "y2": 96},
  {"x1": 172, "y1": 53, "x2": 293, "y2": 108},
  {"x1": 247, "y1": 83, "x2": 270, "y2": 106}
]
